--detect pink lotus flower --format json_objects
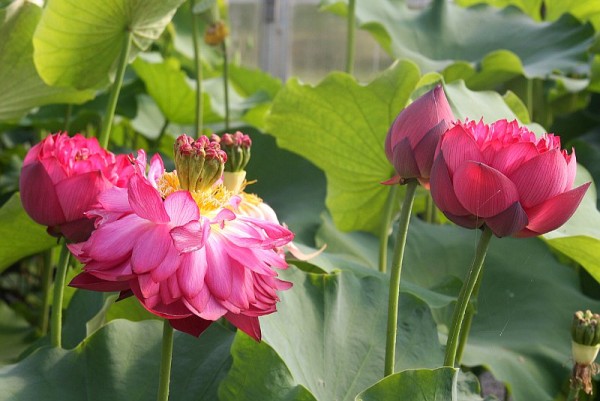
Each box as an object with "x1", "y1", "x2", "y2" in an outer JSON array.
[
  {"x1": 19, "y1": 132, "x2": 134, "y2": 242},
  {"x1": 69, "y1": 135, "x2": 294, "y2": 340},
  {"x1": 430, "y1": 119, "x2": 590, "y2": 237},
  {"x1": 384, "y1": 85, "x2": 455, "y2": 186}
]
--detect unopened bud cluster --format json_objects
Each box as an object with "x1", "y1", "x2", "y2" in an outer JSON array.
[
  {"x1": 571, "y1": 310, "x2": 600, "y2": 365},
  {"x1": 174, "y1": 134, "x2": 227, "y2": 192},
  {"x1": 212, "y1": 131, "x2": 252, "y2": 173}
]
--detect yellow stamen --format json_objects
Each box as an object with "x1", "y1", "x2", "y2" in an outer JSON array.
[{"x1": 157, "y1": 172, "x2": 234, "y2": 215}]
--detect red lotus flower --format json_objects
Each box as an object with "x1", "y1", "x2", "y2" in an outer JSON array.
[
  {"x1": 69, "y1": 135, "x2": 294, "y2": 340},
  {"x1": 430, "y1": 119, "x2": 590, "y2": 237},
  {"x1": 384, "y1": 85, "x2": 455, "y2": 186},
  {"x1": 19, "y1": 132, "x2": 134, "y2": 242}
]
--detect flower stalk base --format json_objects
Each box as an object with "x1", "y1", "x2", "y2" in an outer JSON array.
[{"x1": 157, "y1": 320, "x2": 174, "y2": 401}]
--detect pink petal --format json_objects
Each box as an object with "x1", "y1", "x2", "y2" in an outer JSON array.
[
  {"x1": 127, "y1": 175, "x2": 169, "y2": 223},
  {"x1": 198, "y1": 296, "x2": 228, "y2": 320},
  {"x1": 131, "y1": 225, "x2": 171, "y2": 274},
  {"x1": 130, "y1": 280, "x2": 191, "y2": 319},
  {"x1": 564, "y1": 149, "x2": 577, "y2": 190},
  {"x1": 486, "y1": 142, "x2": 539, "y2": 177},
  {"x1": 453, "y1": 162, "x2": 519, "y2": 218},
  {"x1": 412, "y1": 121, "x2": 449, "y2": 179},
  {"x1": 439, "y1": 125, "x2": 484, "y2": 176},
  {"x1": 69, "y1": 272, "x2": 130, "y2": 292},
  {"x1": 391, "y1": 137, "x2": 420, "y2": 179},
  {"x1": 176, "y1": 252, "x2": 208, "y2": 298},
  {"x1": 56, "y1": 171, "x2": 112, "y2": 221},
  {"x1": 151, "y1": 245, "x2": 182, "y2": 282},
  {"x1": 509, "y1": 149, "x2": 568, "y2": 208},
  {"x1": 429, "y1": 153, "x2": 470, "y2": 217},
  {"x1": 381, "y1": 175, "x2": 402, "y2": 185},
  {"x1": 85, "y1": 214, "x2": 144, "y2": 261},
  {"x1": 521, "y1": 182, "x2": 590, "y2": 236},
  {"x1": 97, "y1": 186, "x2": 132, "y2": 213},
  {"x1": 19, "y1": 162, "x2": 66, "y2": 226},
  {"x1": 148, "y1": 153, "x2": 165, "y2": 187},
  {"x1": 87, "y1": 259, "x2": 133, "y2": 281},
  {"x1": 138, "y1": 274, "x2": 160, "y2": 299},
  {"x1": 170, "y1": 220, "x2": 207, "y2": 254},
  {"x1": 225, "y1": 313, "x2": 261, "y2": 341},
  {"x1": 484, "y1": 201, "x2": 528, "y2": 237},
  {"x1": 169, "y1": 315, "x2": 212, "y2": 337},
  {"x1": 164, "y1": 191, "x2": 200, "y2": 226},
  {"x1": 40, "y1": 157, "x2": 68, "y2": 183},
  {"x1": 204, "y1": 237, "x2": 233, "y2": 300}
]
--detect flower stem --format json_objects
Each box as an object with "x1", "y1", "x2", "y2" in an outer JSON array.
[
  {"x1": 98, "y1": 31, "x2": 132, "y2": 148},
  {"x1": 378, "y1": 185, "x2": 400, "y2": 273},
  {"x1": 454, "y1": 271, "x2": 482, "y2": 365},
  {"x1": 190, "y1": 0, "x2": 204, "y2": 138},
  {"x1": 444, "y1": 226, "x2": 493, "y2": 367},
  {"x1": 384, "y1": 180, "x2": 418, "y2": 376},
  {"x1": 50, "y1": 240, "x2": 70, "y2": 348},
  {"x1": 157, "y1": 320, "x2": 174, "y2": 401},
  {"x1": 345, "y1": 0, "x2": 356, "y2": 74},
  {"x1": 221, "y1": 40, "x2": 230, "y2": 131},
  {"x1": 567, "y1": 381, "x2": 582, "y2": 401},
  {"x1": 39, "y1": 249, "x2": 53, "y2": 336}
]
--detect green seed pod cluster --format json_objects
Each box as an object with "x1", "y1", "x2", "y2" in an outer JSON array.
[{"x1": 572, "y1": 310, "x2": 600, "y2": 346}]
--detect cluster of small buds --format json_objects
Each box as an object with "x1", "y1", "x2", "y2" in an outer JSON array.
[
  {"x1": 212, "y1": 131, "x2": 252, "y2": 173},
  {"x1": 204, "y1": 20, "x2": 229, "y2": 46},
  {"x1": 572, "y1": 310, "x2": 600, "y2": 348},
  {"x1": 570, "y1": 310, "x2": 600, "y2": 398},
  {"x1": 174, "y1": 134, "x2": 227, "y2": 192}
]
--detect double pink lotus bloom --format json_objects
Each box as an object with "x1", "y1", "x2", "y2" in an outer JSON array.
[
  {"x1": 385, "y1": 85, "x2": 589, "y2": 238},
  {"x1": 67, "y1": 136, "x2": 294, "y2": 340},
  {"x1": 19, "y1": 133, "x2": 134, "y2": 242},
  {"x1": 430, "y1": 119, "x2": 589, "y2": 237}
]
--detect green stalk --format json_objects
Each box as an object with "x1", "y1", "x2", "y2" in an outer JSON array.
[
  {"x1": 221, "y1": 40, "x2": 230, "y2": 130},
  {"x1": 454, "y1": 270, "x2": 483, "y2": 365},
  {"x1": 384, "y1": 180, "x2": 418, "y2": 376},
  {"x1": 64, "y1": 104, "x2": 72, "y2": 132},
  {"x1": 190, "y1": 0, "x2": 204, "y2": 138},
  {"x1": 567, "y1": 381, "x2": 582, "y2": 401},
  {"x1": 157, "y1": 320, "x2": 175, "y2": 401},
  {"x1": 444, "y1": 226, "x2": 493, "y2": 367},
  {"x1": 345, "y1": 0, "x2": 356, "y2": 74},
  {"x1": 98, "y1": 32, "x2": 133, "y2": 148},
  {"x1": 39, "y1": 249, "x2": 53, "y2": 335},
  {"x1": 50, "y1": 240, "x2": 71, "y2": 348},
  {"x1": 378, "y1": 185, "x2": 400, "y2": 273}
]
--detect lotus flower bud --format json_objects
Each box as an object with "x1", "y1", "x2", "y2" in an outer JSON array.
[
  {"x1": 174, "y1": 134, "x2": 226, "y2": 192},
  {"x1": 204, "y1": 20, "x2": 229, "y2": 46},
  {"x1": 214, "y1": 131, "x2": 252, "y2": 193}
]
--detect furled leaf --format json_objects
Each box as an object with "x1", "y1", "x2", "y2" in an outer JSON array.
[
  {"x1": 0, "y1": 193, "x2": 55, "y2": 273},
  {"x1": 0, "y1": 1, "x2": 94, "y2": 121},
  {"x1": 33, "y1": 0, "x2": 186, "y2": 89}
]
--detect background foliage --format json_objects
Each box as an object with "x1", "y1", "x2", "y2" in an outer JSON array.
[{"x1": 1, "y1": 0, "x2": 600, "y2": 400}]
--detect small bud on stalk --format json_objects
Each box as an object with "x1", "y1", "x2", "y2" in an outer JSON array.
[
  {"x1": 214, "y1": 131, "x2": 252, "y2": 194},
  {"x1": 570, "y1": 310, "x2": 600, "y2": 399}
]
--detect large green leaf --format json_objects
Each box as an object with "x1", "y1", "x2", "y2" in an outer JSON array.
[
  {"x1": 0, "y1": 193, "x2": 55, "y2": 273},
  {"x1": 355, "y1": 368, "x2": 478, "y2": 401},
  {"x1": 219, "y1": 267, "x2": 444, "y2": 401},
  {"x1": 542, "y1": 166, "x2": 600, "y2": 283},
  {"x1": 132, "y1": 55, "x2": 220, "y2": 124},
  {"x1": 0, "y1": 302, "x2": 36, "y2": 366},
  {"x1": 33, "y1": 0, "x2": 186, "y2": 89},
  {"x1": 266, "y1": 60, "x2": 420, "y2": 234},
  {"x1": 322, "y1": 0, "x2": 594, "y2": 80},
  {"x1": 0, "y1": 1, "x2": 94, "y2": 121},
  {"x1": 0, "y1": 319, "x2": 234, "y2": 401}
]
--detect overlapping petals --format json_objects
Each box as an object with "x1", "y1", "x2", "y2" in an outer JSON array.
[
  {"x1": 69, "y1": 154, "x2": 294, "y2": 340},
  {"x1": 384, "y1": 85, "x2": 455, "y2": 185},
  {"x1": 430, "y1": 119, "x2": 590, "y2": 237},
  {"x1": 20, "y1": 132, "x2": 135, "y2": 242}
]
